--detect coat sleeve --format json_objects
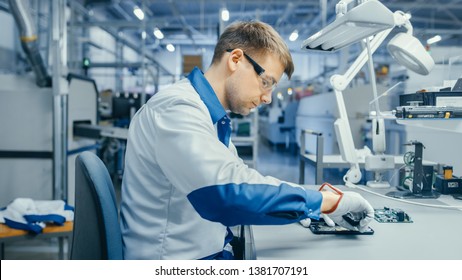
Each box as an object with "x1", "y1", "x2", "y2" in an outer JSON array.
[{"x1": 147, "y1": 98, "x2": 322, "y2": 227}]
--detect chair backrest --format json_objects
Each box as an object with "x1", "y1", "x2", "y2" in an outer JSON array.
[{"x1": 70, "y1": 151, "x2": 123, "y2": 260}]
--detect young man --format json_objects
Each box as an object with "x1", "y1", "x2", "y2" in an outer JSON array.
[{"x1": 120, "y1": 20, "x2": 374, "y2": 260}]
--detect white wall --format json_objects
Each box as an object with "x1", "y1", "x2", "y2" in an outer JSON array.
[
  {"x1": 0, "y1": 11, "x2": 15, "y2": 50},
  {"x1": 154, "y1": 49, "x2": 181, "y2": 77},
  {"x1": 0, "y1": 74, "x2": 54, "y2": 206},
  {"x1": 119, "y1": 44, "x2": 139, "y2": 91},
  {"x1": 428, "y1": 46, "x2": 462, "y2": 65},
  {"x1": 88, "y1": 27, "x2": 117, "y2": 91},
  {"x1": 291, "y1": 52, "x2": 336, "y2": 81},
  {"x1": 404, "y1": 64, "x2": 462, "y2": 92},
  {"x1": 296, "y1": 84, "x2": 389, "y2": 154}
]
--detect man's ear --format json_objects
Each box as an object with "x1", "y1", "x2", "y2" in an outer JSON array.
[{"x1": 227, "y1": 50, "x2": 242, "y2": 72}]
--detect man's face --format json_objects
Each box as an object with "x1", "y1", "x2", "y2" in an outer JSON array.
[{"x1": 224, "y1": 51, "x2": 284, "y2": 116}]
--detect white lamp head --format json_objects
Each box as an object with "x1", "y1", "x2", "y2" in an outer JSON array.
[
  {"x1": 387, "y1": 32, "x2": 434, "y2": 75},
  {"x1": 301, "y1": 1, "x2": 395, "y2": 52}
]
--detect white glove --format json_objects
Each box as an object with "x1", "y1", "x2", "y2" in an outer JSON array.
[
  {"x1": 299, "y1": 218, "x2": 311, "y2": 228},
  {"x1": 322, "y1": 191, "x2": 374, "y2": 232}
]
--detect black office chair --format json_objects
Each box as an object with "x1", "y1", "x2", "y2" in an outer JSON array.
[{"x1": 70, "y1": 151, "x2": 123, "y2": 260}]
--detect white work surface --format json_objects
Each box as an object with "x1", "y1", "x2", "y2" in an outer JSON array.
[
  {"x1": 302, "y1": 154, "x2": 437, "y2": 168},
  {"x1": 251, "y1": 185, "x2": 462, "y2": 260}
]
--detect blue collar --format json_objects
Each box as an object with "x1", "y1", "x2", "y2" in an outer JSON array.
[
  {"x1": 187, "y1": 67, "x2": 231, "y2": 147},
  {"x1": 187, "y1": 67, "x2": 227, "y2": 124}
]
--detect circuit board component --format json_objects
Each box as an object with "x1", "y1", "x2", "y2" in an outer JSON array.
[{"x1": 374, "y1": 207, "x2": 413, "y2": 223}]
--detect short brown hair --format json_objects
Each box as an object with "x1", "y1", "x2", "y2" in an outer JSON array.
[{"x1": 211, "y1": 20, "x2": 294, "y2": 79}]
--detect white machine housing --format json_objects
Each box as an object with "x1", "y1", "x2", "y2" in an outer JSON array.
[{"x1": 0, "y1": 73, "x2": 98, "y2": 206}]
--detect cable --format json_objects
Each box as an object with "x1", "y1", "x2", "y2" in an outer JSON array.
[
  {"x1": 345, "y1": 182, "x2": 462, "y2": 210},
  {"x1": 368, "y1": 81, "x2": 403, "y2": 109},
  {"x1": 388, "y1": 163, "x2": 407, "y2": 184}
]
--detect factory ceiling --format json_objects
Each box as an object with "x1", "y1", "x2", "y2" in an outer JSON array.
[{"x1": 76, "y1": 0, "x2": 462, "y2": 52}]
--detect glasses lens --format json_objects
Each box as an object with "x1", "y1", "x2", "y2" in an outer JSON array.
[{"x1": 260, "y1": 75, "x2": 276, "y2": 91}]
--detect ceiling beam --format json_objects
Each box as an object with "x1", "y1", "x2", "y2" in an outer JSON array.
[
  {"x1": 275, "y1": 2, "x2": 296, "y2": 28},
  {"x1": 168, "y1": 0, "x2": 198, "y2": 47},
  {"x1": 71, "y1": 1, "x2": 173, "y2": 76}
]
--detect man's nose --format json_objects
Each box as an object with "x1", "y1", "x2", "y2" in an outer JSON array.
[{"x1": 261, "y1": 91, "x2": 272, "y2": 104}]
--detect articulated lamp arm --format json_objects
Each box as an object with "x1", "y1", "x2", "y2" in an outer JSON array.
[
  {"x1": 330, "y1": 29, "x2": 391, "y2": 184},
  {"x1": 301, "y1": 0, "x2": 433, "y2": 185}
]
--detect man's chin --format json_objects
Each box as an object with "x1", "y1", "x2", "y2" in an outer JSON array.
[
  {"x1": 231, "y1": 108, "x2": 251, "y2": 116},
  {"x1": 240, "y1": 109, "x2": 251, "y2": 116}
]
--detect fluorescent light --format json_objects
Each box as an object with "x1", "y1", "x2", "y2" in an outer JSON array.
[
  {"x1": 301, "y1": 1, "x2": 395, "y2": 51},
  {"x1": 153, "y1": 28, "x2": 164, "y2": 39},
  {"x1": 221, "y1": 8, "x2": 230, "y2": 22},
  {"x1": 141, "y1": 31, "x2": 146, "y2": 40},
  {"x1": 133, "y1": 6, "x2": 144, "y2": 20},
  {"x1": 166, "y1": 43, "x2": 175, "y2": 52},
  {"x1": 289, "y1": 30, "x2": 299, "y2": 42},
  {"x1": 427, "y1": 35, "x2": 442, "y2": 45},
  {"x1": 320, "y1": 27, "x2": 380, "y2": 50}
]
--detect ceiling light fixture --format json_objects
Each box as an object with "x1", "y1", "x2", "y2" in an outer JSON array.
[
  {"x1": 133, "y1": 6, "x2": 144, "y2": 20},
  {"x1": 153, "y1": 28, "x2": 164, "y2": 39},
  {"x1": 166, "y1": 43, "x2": 175, "y2": 52},
  {"x1": 289, "y1": 30, "x2": 299, "y2": 42},
  {"x1": 221, "y1": 8, "x2": 230, "y2": 22},
  {"x1": 426, "y1": 35, "x2": 442, "y2": 45}
]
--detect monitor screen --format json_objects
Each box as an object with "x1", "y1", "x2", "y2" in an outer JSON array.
[{"x1": 111, "y1": 93, "x2": 143, "y2": 119}]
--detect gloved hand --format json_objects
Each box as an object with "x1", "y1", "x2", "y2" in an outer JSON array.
[
  {"x1": 320, "y1": 183, "x2": 374, "y2": 232},
  {"x1": 299, "y1": 218, "x2": 311, "y2": 228}
]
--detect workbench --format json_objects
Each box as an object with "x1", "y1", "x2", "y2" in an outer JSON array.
[
  {"x1": 251, "y1": 185, "x2": 462, "y2": 259},
  {"x1": 0, "y1": 221, "x2": 73, "y2": 260}
]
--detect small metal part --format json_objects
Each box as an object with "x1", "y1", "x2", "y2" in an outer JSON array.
[{"x1": 342, "y1": 212, "x2": 363, "y2": 227}]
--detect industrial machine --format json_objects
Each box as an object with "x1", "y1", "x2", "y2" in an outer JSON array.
[{"x1": 0, "y1": 72, "x2": 133, "y2": 207}]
